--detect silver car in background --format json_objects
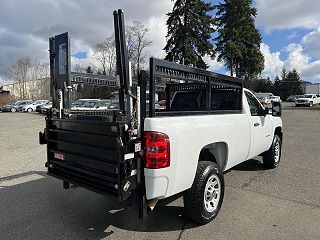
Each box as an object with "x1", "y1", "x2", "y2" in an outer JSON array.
[
  {"x1": 40, "y1": 102, "x2": 53, "y2": 114},
  {"x1": 76, "y1": 100, "x2": 112, "y2": 110},
  {"x1": 2, "y1": 100, "x2": 33, "y2": 112},
  {"x1": 22, "y1": 100, "x2": 49, "y2": 112}
]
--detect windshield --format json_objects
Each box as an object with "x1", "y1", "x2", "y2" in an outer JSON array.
[
  {"x1": 95, "y1": 101, "x2": 111, "y2": 107},
  {"x1": 82, "y1": 101, "x2": 98, "y2": 108},
  {"x1": 33, "y1": 100, "x2": 45, "y2": 105},
  {"x1": 73, "y1": 100, "x2": 87, "y2": 106}
]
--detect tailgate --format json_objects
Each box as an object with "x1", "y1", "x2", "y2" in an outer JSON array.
[{"x1": 44, "y1": 118, "x2": 138, "y2": 201}]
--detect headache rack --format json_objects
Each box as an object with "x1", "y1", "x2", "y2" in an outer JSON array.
[{"x1": 148, "y1": 58, "x2": 243, "y2": 117}]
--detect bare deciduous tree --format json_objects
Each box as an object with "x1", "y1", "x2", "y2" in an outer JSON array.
[
  {"x1": 6, "y1": 57, "x2": 49, "y2": 99},
  {"x1": 93, "y1": 21, "x2": 152, "y2": 78},
  {"x1": 126, "y1": 21, "x2": 152, "y2": 77},
  {"x1": 94, "y1": 35, "x2": 116, "y2": 76},
  {"x1": 6, "y1": 57, "x2": 32, "y2": 99},
  {"x1": 73, "y1": 63, "x2": 87, "y2": 73}
]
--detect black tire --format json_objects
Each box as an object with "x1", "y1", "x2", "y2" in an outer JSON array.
[
  {"x1": 263, "y1": 135, "x2": 281, "y2": 169},
  {"x1": 309, "y1": 101, "x2": 313, "y2": 107},
  {"x1": 27, "y1": 108, "x2": 33, "y2": 112},
  {"x1": 183, "y1": 161, "x2": 224, "y2": 224}
]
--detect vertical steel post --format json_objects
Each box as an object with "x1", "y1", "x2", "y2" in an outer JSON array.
[
  {"x1": 49, "y1": 37, "x2": 57, "y2": 109},
  {"x1": 165, "y1": 85, "x2": 170, "y2": 111},
  {"x1": 207, "y1": 76, "x2": 211, "y2": 113},
  {"x1": 113, "y1": 10, "x2": 125, "y2": 113},
  {"x1": 149, "y1": 58, "x2": 155, "y2": 117},
  {"x1": 127, "y1": 62, "x2": 133, "y2": 116},
  {"x1": 137, "y1": 69, "x2": 147, "y2": 220},
  {"x1": 118, "y1": 9, "x2": 130, "y2": 90},
  {"x1": 139, "y1": 70, "x2": 147, "y2": 123}
]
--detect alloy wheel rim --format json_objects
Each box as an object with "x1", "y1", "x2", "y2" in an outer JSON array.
[
  {"x1": 274, "y1": 141, "x2": 280, "y2": 163},
  {"x1": 204, "y1": 174, "x2": 221, "y2": 212}
]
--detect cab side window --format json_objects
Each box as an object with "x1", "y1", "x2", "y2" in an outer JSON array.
[{"x1": 245, "y1": 91, "x2": 264, "y2": 116}]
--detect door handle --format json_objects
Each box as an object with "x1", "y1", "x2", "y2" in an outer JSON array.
[{"x1": 254, "y1": 122, "x2": 260, "y2": 127}]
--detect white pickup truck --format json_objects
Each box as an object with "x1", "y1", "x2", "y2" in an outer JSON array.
[
  {"x1": 295, "y1": 94, "x2": 320, "y2": 107},
  {"x1": 41, "y1": 59, "x2": 283, "y2": 225},
  {"x1": 41, "y1": 15, "x2": 283, "y2": 225},
  {"x1": 144, "y1": 84, "x2": 283, "y2": 224}
]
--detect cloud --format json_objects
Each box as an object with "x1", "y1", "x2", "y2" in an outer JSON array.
[
  {"x1": 287, "y1": 31, "x2": 298, "y2": 40},
  {"x1": 260, "y1": 43, "x2": 284, "y2": 80},
  {"x1": 260, "y1": 41, "x2": 320, "y2": 82},
  {"x1": 256, "y1": 0, "x2": 320, "y2": 32},
  {"x1": 0, "y1": 0, "x2": 174, "y2": 80},
  {"x1": 203, "y1": 55, "x2": 224, "y2": 71},
  {"x1": 300, "y1": 60, "x2": 320, "y2": 79},
  {"x1": 301, "y1": 28, "x2": 320, "y2": 56},
  {"x1": 284, "y1": 44, "x2": 320, "y2": 81},
  {"x1": 284, "y1": 43, "x2": 310, "y2": 71}
]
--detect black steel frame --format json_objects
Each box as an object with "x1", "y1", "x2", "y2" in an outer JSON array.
[
  {"x1": 114, "y1": 9, "x2": 130, "y2": 114},
  {"x1": 149, "y1": 58, "x2": 243, "y2": 117}
]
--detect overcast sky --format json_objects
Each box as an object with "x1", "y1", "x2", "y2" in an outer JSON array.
[{"x1": 0, "y1": 0, "x2": 320, "y2": 84}]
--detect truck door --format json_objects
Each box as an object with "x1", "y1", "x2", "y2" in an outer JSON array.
[{"x1": 244, "y1": 91, "x2": 273, "y2": 158}]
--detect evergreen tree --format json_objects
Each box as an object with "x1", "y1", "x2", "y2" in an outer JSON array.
[
  {"x1": 273, "y1": 68, "x2": 303, "y2": 100},
  {"x1": 286, "y1": 68, "x2": 303, "y2": 95},
  {"x1": 273, "y1": 75, "x2": 283, "y2": 98},
  {"x1": 214, "y1": 0, "x2": 264, "y2": 79},
  {"x1": 164, "y1": 0, "x2": 215, "y2": 69},
  {"x1": 280, "y1": 67, "x2": 287, "y2": 81},
  {"x1": 253, "y1": 77, "x2": 272, "y2": 93}
]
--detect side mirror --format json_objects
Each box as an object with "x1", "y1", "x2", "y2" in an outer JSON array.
[
  {"x1": 272, "y1": 102, "x2": 282, "y2": 117},
  {"x1": 95, "y1": 106, "x2": 99, "y2": 109}
]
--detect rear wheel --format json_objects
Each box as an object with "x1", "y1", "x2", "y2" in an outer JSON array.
[
  {"x1": 27, "y1": 108, "x2": 33, "y2": 112},
  {"x1": 263, "y1": 135, "x2": 281, "y2": 169},
  {"x1": 183, "y1": 161, "x2": 224, "y2": 224},
  {"x1": 10, "y1": 108, "x2": 16, "y2": 112}
]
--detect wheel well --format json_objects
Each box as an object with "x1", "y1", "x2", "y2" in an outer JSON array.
[
  {"x1": 198, "y1": 142, "x2": 228, "y2": 171},
  {"x1": 275, "y1": 127, "x2": 283, "y2": 141}
]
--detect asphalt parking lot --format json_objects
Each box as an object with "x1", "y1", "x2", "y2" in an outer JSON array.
[{"x1": 0, "y1": 108, "x2": 320, "y2": 240}]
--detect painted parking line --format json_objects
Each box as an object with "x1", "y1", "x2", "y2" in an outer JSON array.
[{"x1": 0, "y1": 174, "x2": 45, "y2": 188}]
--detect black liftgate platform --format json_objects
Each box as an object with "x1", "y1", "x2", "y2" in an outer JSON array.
[{"x1": 40, "y1": 10, "x2": 144, "y2": 210}]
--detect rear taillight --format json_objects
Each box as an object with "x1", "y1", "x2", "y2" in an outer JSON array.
[{"x1": 144, "y1": 131, "x2": 170, "y2": 169}]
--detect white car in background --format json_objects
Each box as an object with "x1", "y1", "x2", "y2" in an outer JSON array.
[
  {"x1": 257, "y1": 96, "x2": 271, "y2": 104},
  {"x1": 269, "y1": 96, "x2": 282, "y2": 103},
  {"x1": 295, "y1": 94, "x2": 320, "y2": 107},
  {"x1": 71, "y1": 99, "x2": 100, "y2": 110},
  {"x1": 255, "y1": 92, "x2": 274, "y2": 104},
  {"x1": 22, "y1": 100, "x2": 49, "y2": 112},
  {"x1": 76, "y1": 100, "x2": 112, "y2": 110}
]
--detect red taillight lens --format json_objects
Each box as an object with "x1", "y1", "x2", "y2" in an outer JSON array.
[{"x1": 144, "y1": 131, "x2": 170, "y2": 169}]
